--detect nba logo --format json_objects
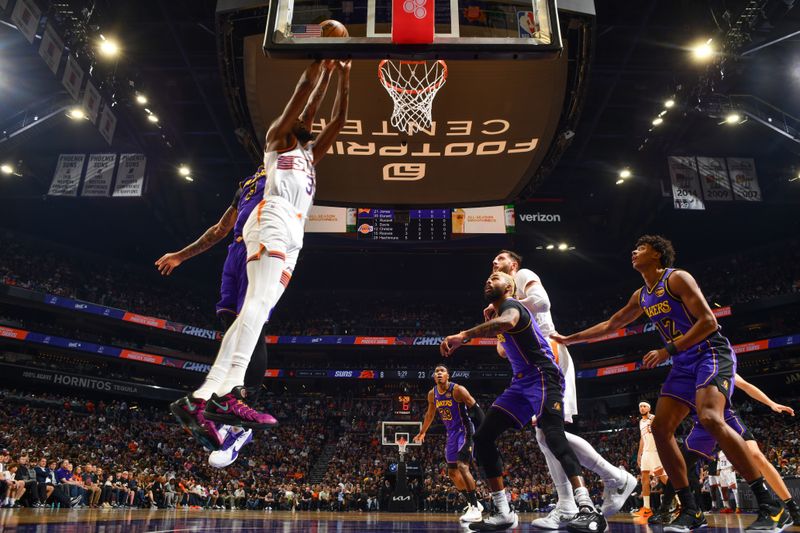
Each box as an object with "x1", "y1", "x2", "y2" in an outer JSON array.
[{"x1": 517, "y1": 11, "x2": 538, "y2": 38}]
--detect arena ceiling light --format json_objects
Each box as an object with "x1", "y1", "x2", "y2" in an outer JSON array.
[
  {"x1": 652, "y1": 117, "x2": 664, "y2": 126},
  {"x1": 98, "y1": 35, "x2": 120, "y2": 58},
  {"x1": 545, "y1": 244, "x2": 555, "y2": 250},
  {"x1": 615, "y1": 179, "x2": 625, "y2": 185},
  {"x1": 557, "y1": 243, "x2": 569, "y2": 251},
  {"x1": 691, "y1": 39, "x2": 715, "y2": 62},
  {"x1": 664, "y1": 99, "x2": 675, "y2": 108},
  {"x1": 184, "y1": 175, "x2": 194, "y2": 182},
  {"x1": 67, "y1": 108, "x2": 87, "y2": 120},
  {"x1": 178, "y1": 165, "x2": 191, "y2": 176},
  {"x1": 724, "y1": 112, "x2": 742, "y2": 125},
  {"x1": 135, "y1": 94, "x2": 148, "y2": 105},
  {"x1": 619, "y1": 168, "x2": 632, "y2": 179},
  {"x1": 0, "y1": 163, "x2": 13, "y2": 175},
  {"x1": 147, "y1": 114, "x2": 159, "y2": 123}
]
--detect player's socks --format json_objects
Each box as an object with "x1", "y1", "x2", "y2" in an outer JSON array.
[
  {"x1": 464, "y1": 491, "x2": 478, "y2": 507},
  {"x1": 784, "y1": 498, "x2": 800, "y2": 524},
  {"x1": 573, "y1": 486, "x2": 594, "y2": 510},
  {"x1": 643, "y1": 495, "x2": 650, "y2": 510},
  {"x1": 491, "y1": 490, "x2": 510, "y2": 515},
  {"x1": 748, "y1": 477, "x2": 779, "y2": 508},
  {"x1": 566, "y1": 432, "x2": 621, "y2": 483},
  {"x1": 676, "y1": 487, "x2": 698, "y2": 512}
]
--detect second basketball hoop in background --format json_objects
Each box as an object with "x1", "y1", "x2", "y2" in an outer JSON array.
[{"x1": 378, "y1": 59, "x2": 447, "y2": 134}]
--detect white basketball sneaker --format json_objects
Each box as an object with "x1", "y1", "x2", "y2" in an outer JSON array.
[
  {"x1": 532, "y1": 506, "x2": 579, "y2": 529},
  {"x1": 460, "y1": 504, "x2": 484, "y2": 523},
  {"x1": 469, "y1": 510, "x2": 519, "y2": 531},
  {"x1": 209, "y1": 427, "x2": 253, "y2": 468},
  {"x1": 600, "y1": 471, "x2": 637, "y2": 517}
]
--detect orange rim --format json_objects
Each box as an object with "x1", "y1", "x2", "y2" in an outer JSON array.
[{"x1": 378, "y1": 59, "x2": 448, "y2": 95}]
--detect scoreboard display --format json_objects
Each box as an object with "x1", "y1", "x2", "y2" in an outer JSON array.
[
  {"x1": 393, "y1": 394, "x2": 412, "y2": 417},
  {"x1": 356, "y1": 208, "x2": 451, "y2": 241}
]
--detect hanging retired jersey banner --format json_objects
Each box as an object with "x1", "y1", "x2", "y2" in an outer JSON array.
[
  {"x1": 726, "y1": 157, "x2": 762, "y2": 202},
  {"x1": 112, "y1": 154, "x2": 146, "y2": 197},
  {"x1": 48, "y1": 154, "x2": 85, "y2": 197},
  {"x1": 667, "y1": 156, "x2": 705, "y2": 210},
  {"x1": 81, "y1": 154, "x2": 117, "y2": 197},
  {"x1": 39, "y1": 23, "x2": 64, "y2": 75},
  {"x1": 10, "y1": 0, "x2": 41, "y2": 43},
  {"x1": 62, "y1": 55, "x2": 84, "y2": 102},
  {"x1": 696, "y1": 156, "x2": 732, "y2": 202}
]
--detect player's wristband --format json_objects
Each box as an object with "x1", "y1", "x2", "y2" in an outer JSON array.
[{"x1": 665, "y1": 342, "x2": 679, "y2": 356}]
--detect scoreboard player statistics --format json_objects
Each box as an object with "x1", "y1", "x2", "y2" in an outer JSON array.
[{"x1": 356, "y1": 208, "x2": 451, "y2": 241}]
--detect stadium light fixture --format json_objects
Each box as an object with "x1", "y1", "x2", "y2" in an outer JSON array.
[
  {"x1": 691, "y1": 39, "x2": 715, "y2": 62},
  {"x1": 545, "y1": 244, "x2": 555, "y2": 250},
  {"x1": 147, "y1": 114, "x2": 159, "y2": 123},
  {"x1": 652, "y1": 117, "x2": 664, "y2": 126},
  {"x1": 0, "y1": 163, "x2": 13, "y2": 175},
  {"x1": 178, "y1": 165, "x2": 191, "y2": 176},
  {"x1": 135, "y1": 94, "x2": 148, "y2": 105},
  {"x1": 67, "y1": 108, "x2": 87, "y2": 120},
  {"x1": 619, "y1": 169, "x2": 632, "y2": 179},
  {"x1": 98, "y1": 35, "x2": 120, "y2": 58},
  {"x1": 184, "y1": 175, "x2": 194, "y2": 182},
  {"x1": 616, "y1": 179, "x2": 625, "y2": 185},
  {"x1": 725, "y1": 112, "x2": 742, "y2": 125},
  {"x1": 558, "y1": 243, "x2": 568, "y2": 251},
  {"x1": 664, "y1": 99, "x2": 675, "y2": 108}
]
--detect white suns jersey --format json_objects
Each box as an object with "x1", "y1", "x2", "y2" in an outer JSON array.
[
  {"x1": 514, "y1": 269, "x2": 555, "y2": 337},
  {"x1": 717, "y1": 451, "x2": 731, "y2": 471},
  {"x1": 640, "y1": 414, "x2": 657, "y2": 452},
  {"x1": 263, "y1": 141, "x2": 316, "y2": 219}
]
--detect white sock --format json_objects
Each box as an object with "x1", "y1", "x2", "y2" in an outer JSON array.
[
  {"x1": 217, "y1": 255, "x2": 285, "y2": 394},
  {"x1": 9, "y1": 498, "x2": 15, "y2": 505},
  {"x1": 193, "y1": 322, "x2": 241, "y2": 400},
  {"x1": 565, "y1": 431, "x2": 621, "y2": 482},
  {"x1": 732, "y1": 489, "x2": 740, "y2": 509},
  {"x1": 492, "y1": 490, "x2": 510, "y2": 515},
  {"x1": 643, "y1": 495, "x2": 650, "y2": 509},
  {"x1": 573, "y1": 487, "x2": 593, "y2": 510},
  {"x1": 536, "y1": 427, "x2": 579, "y2": 512}
]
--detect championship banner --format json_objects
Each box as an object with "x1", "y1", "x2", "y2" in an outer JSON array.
[
  {"x1": 10, "y1": 0, "x2": 41, "y2": 43},
  {"x1": 696, "y1": 156, "x2": 732, "y2": 202},
  {"x1": 112, "y1": 154, "x2": 146, "y2": 197},
  {"x1": 80, "y1": 153, "x2": 116, "y2": 197},
  {"x1": 726, "y1": 157, "x2": 762, "y2": 201},
  {"x1": 452, "y1": 206, "x2": 506, "y2": 234},
  {"x1": 62, "y1": 55, "x2": 84, "y2": 101},
  {"x1": 38, "y1": 23, "x2": 64, "y2": 75},
  {"x1": 98, "y1": 103, "x2": 117, "y2": 145},
  {"x1": 48, "y1": 154, "x2": 85, "y2": 196},
  {"x1": 667, "y1": 156, "x2": 705, "y2": 210},
  {"x1": 82, "y1": 80, "x2": 102, "y2": 124},
  {"x1": 305, "y1": 206, "x2": 347, "y2": 233}
]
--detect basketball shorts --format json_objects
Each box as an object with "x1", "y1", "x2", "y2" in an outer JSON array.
[
  {"x1": 445, "y1": 431, "x2": 473, "y2": 467},
  {"x1": 718, "y1": 468, "x2": 737, "y2": 487},
  {"x1": 641, "y1": 450, "x2": 663, "y2": 472},
  {"x1": 216, "y1": 238, "x2": 248, "y2": 316},
  {"x1": 708, "y1": 475, "x2": 720, "y2": 486},
  {"x1": 550, "y1": 340, "x2": 578, "y2": 423},
  {"x1": 684, "y1": 409, "x2": 754, "y2": 460},
  {"x1": 660, "y1": 333, "x2": 737, "y2": 411},
  {"x1": 242, "y1": 195, "x2": 303, "y2": 274},
  {"x1": 492, "y1": 371, "x2": 564, "y2": 430}
]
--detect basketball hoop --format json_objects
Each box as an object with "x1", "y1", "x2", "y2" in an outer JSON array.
[
  {"x1": 396, "y1": 436, "x2": 409, "y2": 456},
  {"x1": 378, "y1": 60, "x2": 447, "y2": 134}
]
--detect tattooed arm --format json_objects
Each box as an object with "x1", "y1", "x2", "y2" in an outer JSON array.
[{"x1": 440, "y1": 306, "x2": 520, "y2": 357}]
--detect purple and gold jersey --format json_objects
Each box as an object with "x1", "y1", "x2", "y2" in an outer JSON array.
[
  {"x1": 639, "y1": 268, "x2": 700, "y2": 345},
  {"x1": 496, "y1": 299, "x2": 561, "y2": 380},
  {"x1": 232, "y1": 166, "x2": 267, "y2": 238},
  {"x1": 434, "y1": 382, "x2": 473, "y2": 435}
]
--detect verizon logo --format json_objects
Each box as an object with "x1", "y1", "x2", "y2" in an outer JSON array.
[{"x1": 518, "y1": 212, "x2": 561, "y2": 223}]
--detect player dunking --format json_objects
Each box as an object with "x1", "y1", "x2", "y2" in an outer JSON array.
[
  {"x1": 650, "y1": 373, "x2": 800, "y2": 525},
  {"x1": 171, "y1": 59, "x2": 350, "y2": 439},
  {"x1": 157, "y1": 165, "x2": 276, "y2": 461},
  {"x1": 442, "y1": 272, "x2": 606, "y2": 533},
  {"x1": 414, "y1": 364, "x2": 485, "y2": 523},
  {"x1": 637, "y1": 401, "x2": 669, "y2": 517},
  {"x1": 552, "y1": 235, "x2": 789, "y2": 532},
  {"x1": 490, "y1": 251, "x2": 636, "y2": 528}
]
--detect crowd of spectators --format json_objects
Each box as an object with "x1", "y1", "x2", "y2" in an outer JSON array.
[
  {"x1": 2, "y1": 385, "x2": 797, "y2": 514},
  {"x1": 2, "y1": 232, "x2": 798, "y2": 339}
]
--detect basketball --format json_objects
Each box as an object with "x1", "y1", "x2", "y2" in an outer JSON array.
[{"x1": 320, "y1": 19, "x2": 349, "y2": 38}]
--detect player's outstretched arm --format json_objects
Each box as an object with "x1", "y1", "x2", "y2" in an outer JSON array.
[
  {"x1": 155, "y1": 205, "x2": 237, "y2": 276},
  {"x1": 735, "y1": 373, "x2": 795, "y2": 415},
  {"x1": 299, "y1": 60, "x2": 334, "y2": 130},
  {"x1": 266, "y1": 60, "x2": 325, "y2": 150},
  {"x1": 551, "y1": 289, "x2": 643, "y2": 345},
  {"x1": 414, "y1": 389, "x2": 437, "y2": 443},
  {"x1": 440, "y1": 307, "x2": 520, "y2": 357},
  {"x1": 312, "y1": 60, "x2": 351, "y2": 164}
]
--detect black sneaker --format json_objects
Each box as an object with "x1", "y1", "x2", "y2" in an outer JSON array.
[
  {"x1": 663, "y1": 508, "x2": 707, "y2": 532},
  {"x1": 786, "y1": 500, "x2": 800, "y2": 526},
  {"x1": 649, "y1": 508, "x2": 676, "y2": 526},
  {"x1": 567, "y1": 507, "x2": 607, "y2": 533},
  {"x1": 745, "y1": 503, "x2": 793, "y2": 532}
]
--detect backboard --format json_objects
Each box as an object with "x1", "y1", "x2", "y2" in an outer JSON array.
[
  {"x1": 264, "y1": 0, "x2": 561, "y2": 59},
  {"x1": 381, "y1": 420, "x2": 423, "y2": 447}
]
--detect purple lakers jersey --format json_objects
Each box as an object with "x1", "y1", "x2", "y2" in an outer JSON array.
[
  {"x1": 232, "y1": 166, "x2": 267, "y2": 238},
  {"x1": 496, "y1": 299, "x2": 562, "y2": 380},
  {"x1": 639, "y1": 268, "x2": 698, "y2": 345},
  {"x1": 434, "y1": 382, "x2": 473, "y2": 435}
]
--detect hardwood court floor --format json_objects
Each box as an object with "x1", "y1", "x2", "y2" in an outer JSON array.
[{"x1": 1, "y1": 508, "x2": 798, "y2": 532}]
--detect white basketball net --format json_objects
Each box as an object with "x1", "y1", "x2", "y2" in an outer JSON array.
[
  {"x1": 396, "y1": 437, "x2": 408, "y2": 455},
  {"x1": 378, "y1": 60, "x2": 448, "y2": 134}
]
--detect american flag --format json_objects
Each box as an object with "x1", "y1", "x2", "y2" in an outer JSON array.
[
  {"x1": 291, "y1": 24, "x2": 322, "y2": 38},
  {"x1": 277, "y1": 155, "x2": 296, "y2": 169}
]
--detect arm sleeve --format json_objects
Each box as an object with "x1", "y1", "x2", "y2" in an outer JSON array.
[{"x1": 516, "y1": 269, "x2": 551, "y2": 314}]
